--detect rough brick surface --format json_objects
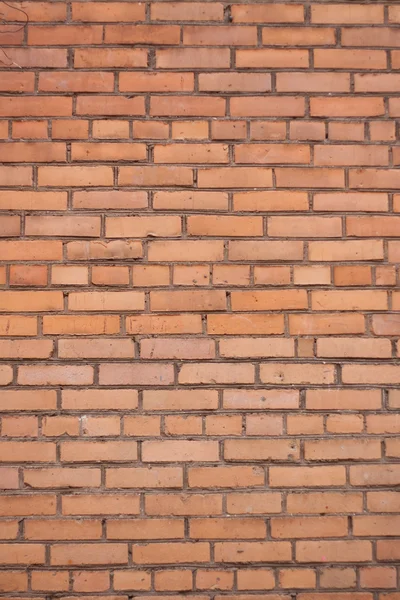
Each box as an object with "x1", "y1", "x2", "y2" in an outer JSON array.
[{"x1": 0, "y1": 0, "x2": 399, "y2": 597}]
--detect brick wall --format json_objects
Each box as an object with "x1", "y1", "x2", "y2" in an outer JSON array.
[{"x1": 0, "y1": 0, "x2": 399, "y2": 597}]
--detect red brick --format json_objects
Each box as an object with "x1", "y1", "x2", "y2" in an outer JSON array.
[
  {"x1": 214, "y1": 542, "x2": 291, "y2": 563},
  {"x1": 152, "y1": 2, "x2": 224, "y2": 21},
  {"x1": 262, "y1": 27, "x2": 335, "y2": 45},
  {"x1": 188, "y1": 466, "x2": 264, "y2": 489},
  {"x1": 236, "y1": 569, "x2": 275, "y2": 590},
  {"x1": 271, "y1": 516, "x2": 347, "y2": 538},
  {"x1": 277, "y1": 72, "x2": 349, "y2": 92},
  {"x1": 154, "y1": 569, "x2": 192, "y2": 591},
  {"x1": 75, "y1": 48, "x2": 148, "y2": 68},
  {"x1": 184, "y1": 25, "x2": 256, "y2": 45},
  {"x1": 73, "y1": 570, "x2": 111, "y2": 592},
  {"x1": 196, "y1": 570, "x2": 234, "y2": 590},
  {"x1": 296, "y1": 541, "x2": 372, "y2": 563},
  {"x1": 237, "y1": 49, "x2": 309, "y2": 68},
  {"x1": 99, "y1": 363, "x2": 174, "y2": 386},
  {"x1": 1, "y1": 0, "x2": 398, "y2": 585},
  {"x1": 39, "y1": 72, "x2": 114, "y2": 92},
  {"x1": 24, "y1": 467, "x2": 101, "y2": 489},
  {"x1": 305, "y1": 439, "x2": 381, "y2": 461},
  {"x1": 140, "y1": 338, "x2": 215, "y2": 360},
  {"x1": 342, "y1": 27, "x2": 400, "y2": 47},
  {"x1": 312, "y1": 4, "x2": 383, "y2": 23},
  {"x1": 77, "y1": 95, "x2": 145, "y2": 117},
  {"x1": 106, "y1": 216, "x2": 181, "y2": 237},
  {"x1": 29, "y1": 25, "x2": 103, "y2": 45},
  {"x1": 233, "y1": 191, "x2": 308, "y2": 212},
  {"x1": 105, "y1": 24, "x2": 180, "y2": 44},
  {"x1": 143, "y1": 389, "x2": 218, "y2": 411},
  {"x1": 232, "y1": 4, "x2": 304, "y2": 23},
  {"x1": 151, "y1": 96, "x2": 225, "y2": 117},
  {"x1": 106, "y1": 467, "x2": 183, "y2": 489},
  {"x1": 226, "y1": 492, "x2": 282, "y2": 515},
  {"x1": 113, "y1": 570, "x2": 151, "y2": 591},
  {"x1": 190, "y1": 518, "x2": 266, "y2": 539},
  {"x1": 119, "y1": 166, "x2": 193, "y2": 187},
  {"x1": 231, "y1": 97, "x2": 305, "y2": 117},
  {"x1": 223, "y1": 389, "x2": 299, "y2": 411},
  {"x1": 0, "y1": 570, "x2": 28, "y2": 591},
  {"x1": 179, "y1": 363, "x2": 254, "y2": 385},
  {"x1": 127, "y1": 315, "x2": 202, "y2": 335},
  {"x1": 133, "y1": 542, "x2": 210, "y2": 565},
  {"x1": 270, "y1": 466, "x2": 345, "y2": 488},
  {"x1": 12, "y1": 119, "x2": 47, "y2": 138},
  {"x1": 50, "y1": 543, "x2": 128, "y2": 565},
  {"x1": 231, "y1": 290, "x2": 307, "y2": 311},
  {"x1": 72, "y1": 1, "x2": 145, "y2": 21},
  {"x1": 260, "y1": 363, "x2": 335, "y2": 385},
  {"x1": 150, "y1": 290, "x2": 226, "y2": 312},
  {"x1": 142, "y1": 441, "x2": 219, "y2": 462},
  {"x1": 200, "y1": 73, "x2": 271, "y2": 92},
  {"x1": 157, "y1": 48, "x2": 230, "y2": 69},
  {"x1": 31, "y1": 571, "x2": 69, "y2": 592},
  {"x1": 224, "y1": 439, "x2": 299, "y2": 462},
  {"x1": 0, "y1": 544, "x2": 45, "y2": 564}
]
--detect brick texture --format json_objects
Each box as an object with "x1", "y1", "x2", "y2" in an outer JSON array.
[{"x1": 0, "y1": 0, "x2": 399, "y2": 597}]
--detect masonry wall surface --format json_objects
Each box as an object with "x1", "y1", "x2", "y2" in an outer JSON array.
[{"x1": 0, "y1": 0, "x2": 399, "y2": 597}]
